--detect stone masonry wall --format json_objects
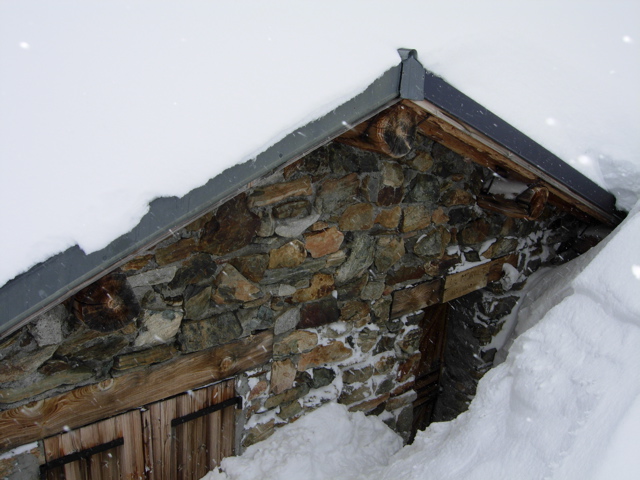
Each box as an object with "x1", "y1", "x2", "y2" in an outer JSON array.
[{"x1": 0, "y1": 133, "x2": 592, "y2": 464}]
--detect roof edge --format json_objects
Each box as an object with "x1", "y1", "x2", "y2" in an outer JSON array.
[{"x1": 0, "y1": 62, "x2": 403, "y2": 338}]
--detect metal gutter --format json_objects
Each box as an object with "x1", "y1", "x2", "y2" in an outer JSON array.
[{"x1": 0, "y1": 62, "x2": 404, "y2": 338}]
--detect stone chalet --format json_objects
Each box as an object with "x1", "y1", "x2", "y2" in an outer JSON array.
[{"x1": 0, "y1": 51, "x2": 624, "y2": 479}]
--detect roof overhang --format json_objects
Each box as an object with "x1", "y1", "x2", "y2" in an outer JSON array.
[{"x1": 0, "y1": 49, "x2": 624, "y2": 339}]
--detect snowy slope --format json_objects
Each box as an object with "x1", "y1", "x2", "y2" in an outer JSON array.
[{"x1": 1, "y1": 1, "x2": 638, "y2": 287}]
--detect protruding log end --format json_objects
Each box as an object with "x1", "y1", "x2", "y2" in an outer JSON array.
[{"x1": 70, "y1": 272, "x2": 140, "y2": 332}]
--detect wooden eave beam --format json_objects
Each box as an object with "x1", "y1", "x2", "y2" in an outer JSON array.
[
  {"x1": 0, "y1": 331, "x2": 273, "y2": 451},
  {"x1": 405, "y1": 99, "x2": 619, "y2": 226}
]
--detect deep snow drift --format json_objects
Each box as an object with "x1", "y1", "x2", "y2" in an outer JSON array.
[
  {"x1": 1, "y1": 1, "x2": 638, "y2": 287},
  {"x1": 204, "y1": 202, "x2": 640, "y2": 480}
]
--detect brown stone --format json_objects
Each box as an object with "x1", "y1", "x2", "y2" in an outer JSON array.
[
  {"x1": 375, "y1": 206, "x2": 402, "y2": 229},
  {"x1": 375, "y1": 236, "x2": 404, "y2": 272},
  {"x1": 381, "y1": 161, "x2": 404, "y2": 187},
  {"x1": 273, "y1": 199, "x2": 311, "y2": 219},
  {"x1": 377, "y1": 186, "x2": 404, "y2": 206},
  {"x1": 481, "y1": 237, "x2": 518, "y2": 259},
  {"x1": 0, "y1": 345, "x2": 56, "y2": 383},
  {"x1": 356, "y1": 328, "x2": 378, "y2": 353},
  {"x1": 396, "y1": 353, "x2": 421, "y2": 383},
  {"x1": 316, "y1": 173, "x2": 360, "y2": 213},
  {"x1": 215, "y1": 264, "x2": 263, "y2": 302},
  {"x1": 200, "y1": 194, "x2": 260, "y2": 255},
  {"x1": 304, "y1": 227, "x2": 344, "y2": 258},
  {"x1": 264, "y1": 383, "x2": 310, "y2": 409},
  {"x1": 310, "y1": 221, "x2": 330, "y2": 231},
  {"x1": 339, "y1": 203, "x2": 374, "y2": 231},
  {"x1": 273, "y1": 330, "x2": 318, "y2": 356},
  {"x1": 348, "y1": 393, "x2": 390, "y2": 413},
  {"x1": 408, "y1": 151, "x2": 433, "y2": 172},
  {"x1": 243, "y1": 419, "x2": 275, "y2": 448},
  {"x1": 155, "y1": 238, "x2": 198, "y2": 266},
  {"x1": 248, "y1": 380, "x2": 269, "y2": 401},
  {"x1": 270, "y1": 359, "x2": 297, "y2": 395},
  {"x1": 248, "y1": 177, "x2": 312, "y2": 208},
  {"x1": 297, "y1": 341, "x2": 352, "y2": 371},
  {"x1": 442, "y1": 188, "x2": 474, "y2": 206},
  {"x1": 230, "y1": 254, "x2": 269, "y2": 283},
  {"x1": 298, "y1": 298, "x2": 340, "y2": 329},
  {"x1": 178, "y1": 312, "x2": 242, "y2": 353},
  {"x1": 278, "y1": 399, "x2": 303, "y2": 420},
  {"x1": 401, "y1": 205, "x2": 431, "y2": 232},
  {"x1": 168, "y1": 253, "x2": 217, "y2": 290},
  {"x1": 121, "y1": 254, "x2": 153, "y2": 271},
  {"x1": 340, "y1": 301, "x2": 371, "y2": 326},
  {"x1": 268, "y1": 240, "x2": 307, "y2": 269},
  {"x1": 431, "y1": 207, "x2": 450, "y2": 224},
  {"x1": 374, "y1": 355, "x2": 396, "y2": 375},
  {"x1": 338, "y1": 384, "x2": 371, "y2": 405},
  {"x1": 460, "y1": 219, "x2": 492, "y2": 245},
  {"x1": 292, "y1": 273, "x2": 334, "y2": 303},
  {"x1": 398, "y1": 328, "x2": 423, "y2": 354},
  {"x1": 414, "y1": 227, "x2": 451, "y2": 258},
  {"x1": 112, "y1": 344, "x2": 177, "y2": 372},
  {"x1": 343, "y1": 366, "x2": 374, "y2": 384}
]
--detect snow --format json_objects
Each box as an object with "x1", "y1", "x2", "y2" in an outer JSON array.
[
  {"x1": 1, "y1": 1, "x2": 640, "y2": 478},
  {"x1": 1, "y1": 1, "x2": 639, "y2": 286},
  {"x1": 200, "y1": 402, "x2": 403, "y2": 480}
]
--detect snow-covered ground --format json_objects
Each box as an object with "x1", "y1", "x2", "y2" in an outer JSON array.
[{"x1": 2, "y1": 2, "x2": 639, "y2": 479}]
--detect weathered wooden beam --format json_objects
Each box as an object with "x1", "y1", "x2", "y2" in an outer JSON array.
[
  {"x1": 477, "y1": 186, "x2": 549, "y2": 220},
  {"x1": 406, "y1": 100, "x2": 618, "y2": 226},
  {"x1": 443, "y1": 255, "x2": 518, "y2": 303},
  {"x1": 69, "y1": 272, "x2": 140, "y2": 332},
  {"x1": 336, "y1": 103, "x2": 422, "y2": 158},
  {"x1": 391, "y1": 279, "x2": 442, "y2": 318},
  {"x1": 0, "y1": 331, "x2": 272, "y2": 451}
]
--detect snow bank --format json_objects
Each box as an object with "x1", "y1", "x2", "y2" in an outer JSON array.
[
  {"x1": 201, "y1": 402, "x2": 402, "y2": 480},
  {"x1": 1, "y1": 1, "x2": 638, "y2": 286},
  {"x1": 203, "y1": 203, "x2": 640, "y2": 480}
]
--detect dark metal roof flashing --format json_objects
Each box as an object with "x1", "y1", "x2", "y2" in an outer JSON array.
[{"x1": 0, "y1": 49, "x2": 622, "y2": 338}]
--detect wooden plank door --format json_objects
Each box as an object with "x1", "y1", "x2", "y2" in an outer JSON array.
[
  {"x1": 143, "y1": 379, "x2": 238, "y2": 480},
  {"x1": 410, "y1": 302, "x2": 449, "y2": 442},
  {"x1": 41, "y1": 409, "x2": 145, "y2": 480}
]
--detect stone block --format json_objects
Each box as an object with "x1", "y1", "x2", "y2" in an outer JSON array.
[
  {"x1": 178, "y1": 312, "x2": 242, "y2": 353},
  {"x1": 292, "y1": 273, "x2": 334, "y2": 303},
  {"x1": 273, "y1": 199, "x2": 311, "y2": 219},
  {"x1": 274, "y1": 308, "x2": 300, "y2": 335},
  {"x1": 273, "y1": 330, "x2": 318, "y2": 356},
  {"x1": 215, "y1": 264, "x2": 263, "y2": 303},
  {"x1": 298, "y1": 298, "x2": 340, "y2": 329},
  {"x1": 335, "y1": 234, "x2": 375, "y2": 285},
  {"x1": 375, "y1": 206, "x2": 402, "y2": 229},
  {"x1": 343, "y1": 365, "x2": 373, "y2": 384},
  {"x1": 375, "y1": 236, "x2": 405, "y2": 272},
  {"x1": 275, "y1": 212, "x2": 321, "y2": 238},
  {"x1": 348, "y1": 393, "x2": 390, "y2": 413},
  {"x1": 248, "y1": 177, "x2": 312, "y2": 208},
  {"x1": 304, "y1": 227, "x2": 344, "y2": 258},
  {"x1": 401, "y1": 205, "x2": 432, "y2": 232},
  {"x1": 28, "y1": 304, "x2": 66, "y2": 347},
  {"x1": 339, "y1": 203, "x2": 375, "y2": 231},
  {"x1": 128, "y1": 265, "x2": 178, "y2": 288},
  {"x1": 441, "y1": 188, "x2": 474, "y2": 206},
  {"x1": 268, "y1": 240, "x2": 307, "y2": 269},
  {"x1": 271, "y1": 359, "x2": 297, "y2": 395},
  {"x1": 155, "y1": 237, "x2": 197, "y2": 266},
  {"x1": 200, "y1": 194, "x2": 260, "y2": 255},
  {"x1": 407, "y1": 173, "x2": 439, "y2": 204},
  {"x1": 230, "y1": 253, "x2": 269, "y2": 283},
  {"x1": 381, "y1": 161, "x2": 404, "y2": 187},
  {"x1": 297, "y1": 341, "x2": 352, "y2": 371},
  {"x1": 135, "y1": 309, "x2": 183, "y2": 347},
  {"x1": 316, "y1": 173, "x2": 360, "y2": 214}
]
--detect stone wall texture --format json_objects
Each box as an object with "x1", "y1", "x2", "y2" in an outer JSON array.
[{"x1": 0, "y1": 133, "x2": 595, "y2": 466}]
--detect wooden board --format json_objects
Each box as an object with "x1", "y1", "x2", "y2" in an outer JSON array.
[
  {"x1": 391, "y1": 279, "x2": 442, "y2": 318},
  {"x1": 144, "y1": 380, "x2": 236, "y2": 480},
  {"x1": 0, "y1": 331, "x2": 272, "y2": 450},
  {"x1": 42, "y1": 409, "x2": 145, "y2": 480},
  {"x1": 442, "y1": 255, "x2": 518, "y2": 303}
]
